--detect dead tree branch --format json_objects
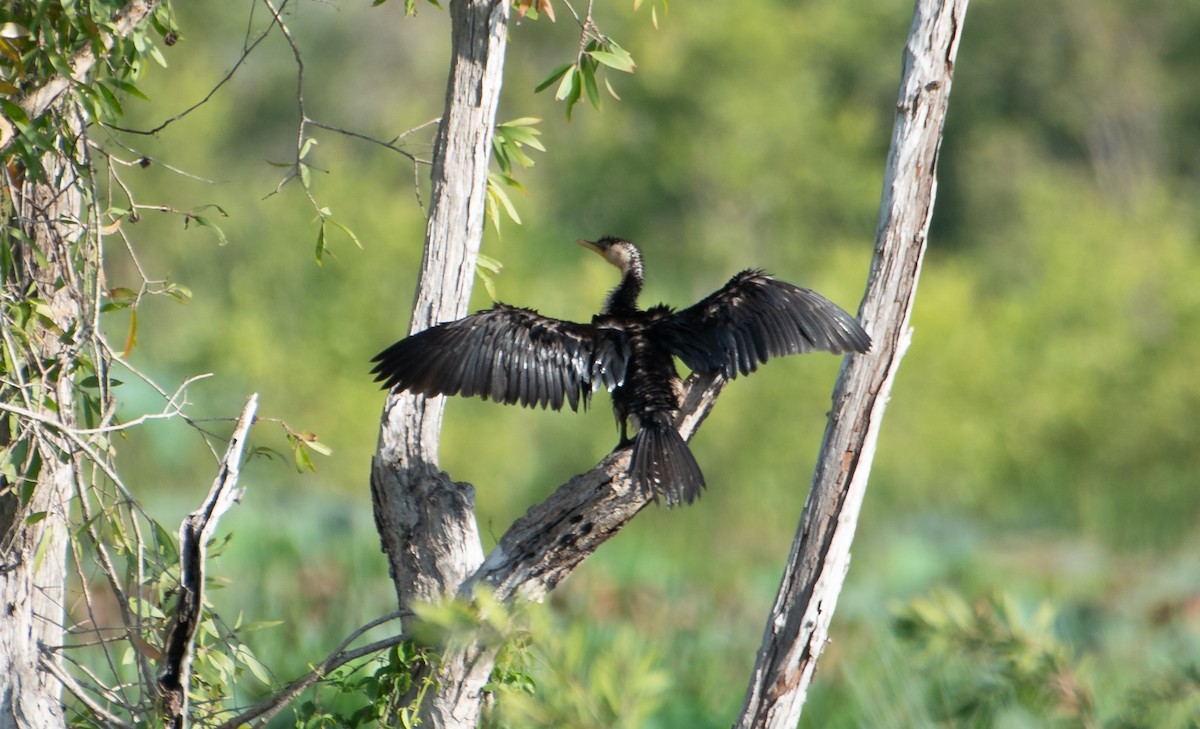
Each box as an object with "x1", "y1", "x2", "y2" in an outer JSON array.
[
  {"x1": 466, "y1": 373, "x2": 727, "y2": 602},
  {"x1": 734, "y1": 1, "x2": 970, "y2": 726},
  {"x1": 158, "y1": 394, "x2": 258, "y2": 729}
]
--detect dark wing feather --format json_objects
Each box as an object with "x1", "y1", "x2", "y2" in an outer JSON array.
[
  {"x1": 371, "y1": 303, "x2": 629, "y2": 411},
  {"x1": 654, "y1": 270, "x2": 871, "y2": 378}
]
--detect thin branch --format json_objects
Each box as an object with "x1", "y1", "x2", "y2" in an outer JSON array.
[
  {"x1": 214, "y1": 610, "x2": 413, "y2": 729},
  {"x1": 105, "y1": 0, "x2": 290, "y2": 136},
  {"x1": 0, "y1": 376, "x2": 209, "y2": 436},
  {"x1": 64, "y1": 505, "x2": 147, "y2": 709},
  {"x1": 306, "y1": 118, "x2": 436, "y2": 164},
  {"x1": 39, "y1": 656, "x2": 128, "y2": 729}
]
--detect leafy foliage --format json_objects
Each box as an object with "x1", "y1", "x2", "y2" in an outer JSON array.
[
  {"x1": 487, "y1": 117, "x2": 546, "y2": 233},
  {"x1": 294, "y1": 641, "x2": 433, "y2": 729},
  {"x1": 891, "y1": 586, "x2": 1200, "y2": 729},
  {"x1": 535, "y1": 38, "x2": 635, "y2": 120},
  {"x1": 892, "y1": 589, "x2": 1095, "y2": 726},
  {"x1": 485, "y1": 615, "x2": 670, "y2": 729}
]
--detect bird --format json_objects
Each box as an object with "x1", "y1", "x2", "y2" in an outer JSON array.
[{"x1": 371, "y1": 236, "x2": 871, "y2": 506}]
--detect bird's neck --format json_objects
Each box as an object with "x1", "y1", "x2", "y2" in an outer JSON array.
[{"x1": 604, "y1": 266, "x2": 644, "y2": 316}]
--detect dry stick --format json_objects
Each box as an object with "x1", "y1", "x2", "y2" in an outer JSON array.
[
  {"x1": 734, "y1": 1, "x2": 970, "y2": 727},
  {"x1": 158, "y1": 394, "x2": 258, "y2": 729}
]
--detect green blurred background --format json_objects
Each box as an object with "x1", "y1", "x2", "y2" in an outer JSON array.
[{"x1": 104, "y1": 0, "x2": 1200, "y2": 725}]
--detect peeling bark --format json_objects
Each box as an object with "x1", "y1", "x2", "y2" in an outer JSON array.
[
  {"x1": 369, "y1": 0, "x2": 509, "y2": 726},
  {"x1": 734, "y1": 2, "x2": 970, "y2": 726}
]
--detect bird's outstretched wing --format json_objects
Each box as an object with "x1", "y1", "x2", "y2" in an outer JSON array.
[
  {"x1": 371, "y1": 303, "x2": 630, "y2": 411},
  {"x1": 654, "y1": 270, "x2": 871, "y2": 378}
]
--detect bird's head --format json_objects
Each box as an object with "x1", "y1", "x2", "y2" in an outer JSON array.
[{"x1": 577, "y1": 236, "x2": 642, "y2": 276}]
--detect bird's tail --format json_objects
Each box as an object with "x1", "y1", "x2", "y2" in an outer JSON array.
[{"x1": 629, "y1": 418, "x2": 706, "y2": 507}]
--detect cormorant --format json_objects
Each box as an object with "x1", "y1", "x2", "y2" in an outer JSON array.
[{"x1": 372, "y1": 237, "x2": 871, "y2": 506}]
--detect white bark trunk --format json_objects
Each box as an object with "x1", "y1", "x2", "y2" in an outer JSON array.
[
  {"x1": 0, "y1": 452, "x2": 71, "y2": 729},
  {"x1": 0, "y1": 114, "x2": 89, "y2": 729},
  {"x1": 734, "y1": 1, "x2": 969, "y2": 726},
  {"x1": 369, "y1": 0, "x2": 509, "y2": 726}
]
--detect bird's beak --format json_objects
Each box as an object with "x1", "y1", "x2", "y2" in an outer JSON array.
[{"x1": 576, "y1": 238, "x2": 604, "y2": 256}]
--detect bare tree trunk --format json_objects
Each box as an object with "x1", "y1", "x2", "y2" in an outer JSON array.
[
  {"x1": 734, "y1": 1, "x2": 969, "y2": 726},
  {"x1": 369, "y1": 0, "x2": 509, "y2": 726},
  {"x1": 0, "y1": 113, "x2": 90, "y2": 729}
]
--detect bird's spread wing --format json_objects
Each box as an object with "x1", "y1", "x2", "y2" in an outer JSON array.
[
  {"x1": 371, "y1": 303, "x2": 630, "y2": 411},
  {"x1": 653, "y1": 270, "x2": 871, "y2": 378}
]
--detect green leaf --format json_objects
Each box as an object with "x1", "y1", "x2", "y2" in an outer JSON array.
[
  {"x1": 238, "y1": 619, "x2": 285, "y2": 633},
  {"x1": 499, "y1": 116, "x2": 541, "y2": 129},
  {"x1": 304, "y1": 438, "x2": 333, "y2": 455},
  {"x1": 149, "y1": 45, "x2": 168, "y2": 68},
  {"x1": 476, "y1": 252, "x2": 503, "y2": 275},
  {"x1": 78, "y1": 376, "x2": 122, "y2": 389},
  {"x1": 188, "y1": 215, "x2": 229, "y2": 245},
  {"x1": 605, "y1": 76, "x2": 622, "y2": 101},
  {"x1": 294, "y1": 441, "x2": 315, "y2": 472},
  {"x1": 582, "y1": 61, "x2": 601, "y2": 110},
  {"x1": 486, "y1": 173, "x2": 522, "y2": 231},
  {"x1": 123, "y1": 309, "x2": 138, "y2": 357},
  {"x1": 0, "y1": 22, "x2": 32, "y2": 39},
  {"x1": 325, "y1": 216, "x2": 363, "y2": 250},
  {"x1": 503, "y1": 142, "x2": 536, "y2": 169},
  {"x1": 496, "y1": 120, "x2": 545, "y2": 150},
  {"x1": 236, "y1": 644, "x2": 273, "y2": 685},
  {"x1": 554, "y1": 64, "x2": 578, "y2": 101},
  {"x1": 1, "y1": 100, "x2": 29, "y2": 127},
  {"x1": 535, "y1": 62, "x2": 573, "y2": 93},
  {"x1": 299, "y1": 136, "x2": 318, "y2": 160},
  {"x1": 178, "y1": 205, "x2": 230, "y2": 245},
  {"x1": 109, "y1": 79, "x2": 151, "y2": 102},
  {"x1": 45, "y1": 50, "x2": 73, "y2": 79},
  {"x1": 106, "y1": 287, "x2": 138, "y2": 308},
  {"x1": 153, "y1": 519, "x2": 179, "y2": 561},
  {"x1": 315, "y1": 220, "x2": 327, "y2": 265},
  {"x1": 476, "y1": 253, "x2": 503, "y2": 300},
  {"x1": 588, "y1": 48, "x2": 637, "y2": 73},
  {"x1": 95, "y1": 81, "x2": 124, "y2": 118},
  {"x1": 164, "y1": 283, "x2": 192, "y2": 304}
]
